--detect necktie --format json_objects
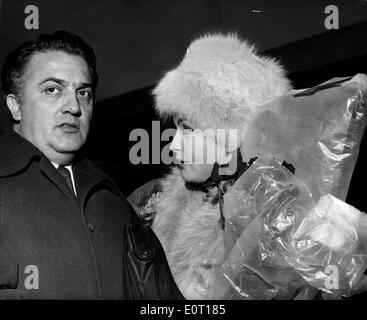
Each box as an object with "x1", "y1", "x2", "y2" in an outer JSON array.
[{"x1": 57, "y1": 166, "x2": 74, "y2": 192}]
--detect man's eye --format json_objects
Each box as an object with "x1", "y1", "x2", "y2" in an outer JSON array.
[
  {"x1": 78, "y1": 90, "x2": 92, "y2": 99},
  {"x1": 45, "y1": 87, "x2": 61, "y2": 95}
]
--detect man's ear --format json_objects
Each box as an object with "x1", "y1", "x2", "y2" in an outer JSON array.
[{"x1": 6, "y1": 94, "x2": 21, "y2": 121}]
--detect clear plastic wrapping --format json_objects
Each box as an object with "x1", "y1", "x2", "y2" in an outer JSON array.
[
  {"x1": 204, "y1": 75, "x2": 367, "y2": 299},
  {"x1": 288, "y1": 194, "x2": 367, "y2": 296},
  {"x1": 208, "y1": 160, "x2": 367, "y2": 299},
  {"x1": 241, "y1": 74, "x2": 367, "y2": 201}
]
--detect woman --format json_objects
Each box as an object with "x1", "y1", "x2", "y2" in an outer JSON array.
[{"x1": 130, "y1": 33, "x2": 367, "y2": 299}]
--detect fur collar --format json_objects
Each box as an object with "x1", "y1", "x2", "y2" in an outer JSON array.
[{"x1": 152, "y1": 167, "x2": 228, "y2": 299}]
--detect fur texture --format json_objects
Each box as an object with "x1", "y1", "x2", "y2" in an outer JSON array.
[
  {"x1": 152, "y1": 168, "x2": 227, "y2": 299},
  {"x1": 151, "y1": 33, "x2": 293, "y2": 299},
  {"x1": 154, "y1": 33, "x2": 292, "y2": 140}
]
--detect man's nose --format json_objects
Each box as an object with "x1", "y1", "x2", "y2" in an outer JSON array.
[{"x1": 63, "y1": 92, "x2": 81, "y2": 115}]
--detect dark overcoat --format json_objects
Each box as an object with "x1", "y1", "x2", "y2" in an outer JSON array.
[{"x1": 0, "y1": 128, "x2": 177, "y2": 299}]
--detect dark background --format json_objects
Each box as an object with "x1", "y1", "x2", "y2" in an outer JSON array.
[{"x1": 0, "y1": 0, "x2": 366, "y2": 213}]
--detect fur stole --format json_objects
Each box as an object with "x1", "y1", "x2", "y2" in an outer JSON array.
[{"x1": 152, "y1": 167, "x2": 227, "y2": 299}]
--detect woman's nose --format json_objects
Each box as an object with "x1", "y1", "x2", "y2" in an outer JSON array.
[
  {"x1": 170, "y1": 130, "x2": 182, "y2": 152},
  {"x1": 170, "y1": 129, "x2": 184, "y2": 162}
]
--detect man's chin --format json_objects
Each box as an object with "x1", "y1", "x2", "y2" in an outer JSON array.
[{"x1": 54, "y1": 139, "x2": 84, "y2": 154}]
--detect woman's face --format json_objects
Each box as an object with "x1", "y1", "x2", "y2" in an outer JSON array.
[{"x1": 170, "y1": 119, "x2": 229, "y2": 183}]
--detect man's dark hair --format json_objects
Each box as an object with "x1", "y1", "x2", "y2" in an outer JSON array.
[{"x1": 1, "y1": 30, "x2": 99, "y2": 98}]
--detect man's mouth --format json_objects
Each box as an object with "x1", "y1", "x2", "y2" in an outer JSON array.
[{"x1": 58, "y1": 122, "x2": 80, "y2": 133}]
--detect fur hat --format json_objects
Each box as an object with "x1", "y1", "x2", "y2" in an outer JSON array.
[{"x1": 153, "y1": 33, "x2": 292, "y2": 145}]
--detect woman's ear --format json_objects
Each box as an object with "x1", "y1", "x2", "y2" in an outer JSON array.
[{"x1": 6, "y1": 94, "x2": 21, "y2": 121}]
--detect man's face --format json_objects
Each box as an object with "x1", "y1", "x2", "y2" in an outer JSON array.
[{"x1": 9, "y1": 50, "x2": 94, "y2": 164}]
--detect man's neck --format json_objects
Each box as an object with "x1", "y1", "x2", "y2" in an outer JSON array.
[{"x1": 34, "y1": 149, "x2": 75, "y2": 167}]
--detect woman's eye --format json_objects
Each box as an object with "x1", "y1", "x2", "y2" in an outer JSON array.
[{"x1": 182, "y1": 123, "x2": 193, "y2": 131}]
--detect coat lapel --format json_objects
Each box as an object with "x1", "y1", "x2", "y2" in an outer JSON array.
[
  {"x1": 73, "y1": 158, "x2": 121, "y2": 211},
  {"x1": 39, "y1": 157, "x2": 80, "y2": 209},
  {"x1": 0, "y1": 128, "x2": 120, "y2": 211}
]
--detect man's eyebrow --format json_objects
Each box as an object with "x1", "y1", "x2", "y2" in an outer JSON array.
[
  {"x1": 37, "y1": 77, "x2": 67, "y2": 87},
  {"x1": 78, "y1": 82, "x2": 93, "y2": 89},
  {"x1": 37, "y1": 77, "x2": 92, "y2": 88}
]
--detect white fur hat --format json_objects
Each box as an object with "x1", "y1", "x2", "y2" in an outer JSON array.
[{"x1": 153, "y1": 33, "x2": 292, "y2": 144}]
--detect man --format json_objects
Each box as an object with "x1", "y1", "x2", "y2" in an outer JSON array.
[{"x1": 0, "y1": 31, "x2": 182, "y2": 299}]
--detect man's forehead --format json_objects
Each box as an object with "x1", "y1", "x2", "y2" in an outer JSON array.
[{"x1": 26, "y1": 50, "x2": 91, "y2": 83}]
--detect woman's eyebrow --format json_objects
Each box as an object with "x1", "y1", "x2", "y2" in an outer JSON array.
[
  {"x1": 173, "y1": 117, "x2": 182, "y2": 126},
  {"x1": 177, "y1": 118, "x2": 191, "y2": 125}
]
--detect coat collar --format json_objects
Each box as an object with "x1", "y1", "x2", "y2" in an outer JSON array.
[
  {"x1": 0, "y1": 127, "x2": 43, "y2": 177},
  {"x1": 0, "y1": 127, "x2": 121, "y2": 199},
  {"x1": 73, "y1": 157, "x2": 122, "y2": 202}
]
